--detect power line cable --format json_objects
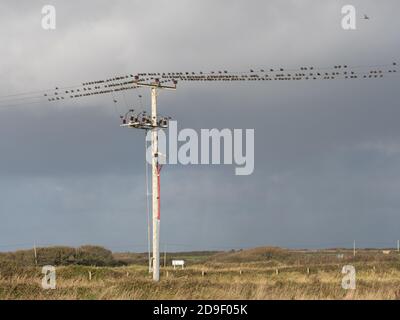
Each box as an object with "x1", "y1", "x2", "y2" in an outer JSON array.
[{"x1": 0, "y1": 62, "x2": 396, "y2": 107}]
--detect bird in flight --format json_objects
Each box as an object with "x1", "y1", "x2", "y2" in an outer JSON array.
[{"x1": 363, "y1": 14, "x2": 370, "y2": 20}]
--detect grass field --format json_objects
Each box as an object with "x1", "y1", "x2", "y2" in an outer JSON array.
[{"x1": 1, "y1": 247, "x2": 400, "y2": 300}]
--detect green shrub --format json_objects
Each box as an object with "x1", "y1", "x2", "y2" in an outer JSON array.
[{"x1": 0, "y1": 245, "x2": 121, "y2": 267}]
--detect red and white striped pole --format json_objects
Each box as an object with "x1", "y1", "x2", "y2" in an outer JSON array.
[{"x1": 151, "y1": 86, "x2": 160, "y2": 281}]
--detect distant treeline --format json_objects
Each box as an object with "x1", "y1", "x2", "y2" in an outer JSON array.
[
  {"x1": 0, "y1": 245, "x2": 123, "y2": 268},
  {"x1": 3, "y1": 245, "x2": 398, "y2": 271}
]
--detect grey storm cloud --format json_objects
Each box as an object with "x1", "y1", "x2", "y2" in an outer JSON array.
[{"x1": 0, "y1": 0, "x2": 399, "y2": 251}]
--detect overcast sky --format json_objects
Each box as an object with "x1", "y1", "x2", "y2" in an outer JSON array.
[{"x1": 0, "y1": 0, "x2": 399, "y2": 252}]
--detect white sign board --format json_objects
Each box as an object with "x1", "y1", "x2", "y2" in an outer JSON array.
[{"x1": 172, "y1": 260, "x2": 185, "y2": 269}]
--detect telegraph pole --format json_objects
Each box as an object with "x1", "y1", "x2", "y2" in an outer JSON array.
[
  {"x1": 151, "y1": 87, "x2": 160, "y2": 282},
  {"x1": 119, "y1": 80, "x2": 175, "y2": 282}
]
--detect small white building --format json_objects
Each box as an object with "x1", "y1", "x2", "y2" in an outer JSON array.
[{"x1": 172, "y1": 260, "x2": 185, "y2": 269}]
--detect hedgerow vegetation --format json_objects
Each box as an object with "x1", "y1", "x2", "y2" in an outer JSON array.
[{"x1": 0, "y1": 246, "x2": 120, "y2": 267}]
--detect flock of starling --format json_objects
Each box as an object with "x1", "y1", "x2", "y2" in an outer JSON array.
[{"x1": 44, "y1": 63, "x2": 397, "y2": 102}]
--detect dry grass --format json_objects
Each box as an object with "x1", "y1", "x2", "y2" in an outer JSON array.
[
  {"x1": 1, "y1": 261, "x2": 400, "y2": 300},
  {"x1": 1, "y1": 248, "x2": 400, "y2": 300}
]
